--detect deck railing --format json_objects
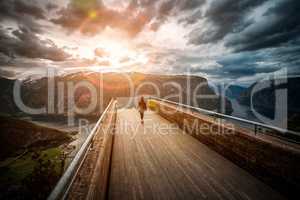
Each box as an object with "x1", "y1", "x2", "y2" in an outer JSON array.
[
  {"x1": 48, "y1": 99, "x2": 116, "y2": 200},
  {"x1": 149, "y1": 97, "x2": 300, "y2": 143}
]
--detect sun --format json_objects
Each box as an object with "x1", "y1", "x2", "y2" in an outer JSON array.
[
  {"x1": 88, "y1": 10, "x2": 98, "y2": 19},
  {"x1": 75, "y1": 38, "x2": 149, "y2": 70},
  {"x1": 96, "y1": 40, "x2": 148, "y2": 67},
  {"x1": 102, "y1": 40, "x2": 131, "y2": 61}
]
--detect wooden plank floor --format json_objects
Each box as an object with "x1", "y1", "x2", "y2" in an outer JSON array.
[{"x1": 108, "y1": 109, "x2": 285, "y2": 200}]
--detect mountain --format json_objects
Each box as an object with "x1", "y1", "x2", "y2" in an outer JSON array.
[
  {"x1": 0, "y1": 72, "x2": 233, "y2": 117},
  {"x1": 225, "y1": 85, "x2": 247, "y2": 99},
  {"x1": 0, "y1": 78, "x2": 21, "y2": 115},
  {"x1": 237, "y1": 77, "x2": 300, "y2": 131}
]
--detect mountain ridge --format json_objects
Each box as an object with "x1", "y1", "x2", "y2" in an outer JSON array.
[{"x1": 0, "y1": 72, "x2": 233, "y2": 117}]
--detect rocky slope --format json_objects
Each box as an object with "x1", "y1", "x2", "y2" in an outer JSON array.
[
  {"x1": 238, "y1": 77, "x2": 300, "y2": 131},
  {"x1": 0, "y1": 78, "x2": 21, "y2": 115},
  {"x1": 225, "y1": 85, "x2": 247, "y2": 100},
  {"x1": 0, "y1": 116, "x2": 72, "y2": 160}
]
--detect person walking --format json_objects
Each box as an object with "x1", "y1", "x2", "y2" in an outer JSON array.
[{"x1": 138, "y1": 96, "x2": 147, "y2": 124}]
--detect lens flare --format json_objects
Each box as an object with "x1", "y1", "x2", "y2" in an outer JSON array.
[{"x1": 88, "y1": 10, "x2": 98, "y2": 19}]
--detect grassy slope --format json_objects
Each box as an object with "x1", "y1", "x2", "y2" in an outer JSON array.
[
  {"x1": 0, "y1": 148, "x2": 61, "y2": 184},
  {"x1": 0, "y1": 116, "x2": 74, "y2": 198}
]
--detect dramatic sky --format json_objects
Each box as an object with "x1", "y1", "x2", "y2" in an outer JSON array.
[{"x1": 0, "y1": 0, "x2": 299, "y2": 84}]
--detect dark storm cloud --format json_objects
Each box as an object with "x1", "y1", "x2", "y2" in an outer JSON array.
[
  {"x1": 150, "y1": 0, "x2": 206, "y2": 30},
  {"x1": 51, "y1": 0, "x2": 151, "y2": 36},
  {"x1": 0, "y1": 27, "x2": 71, "y2": 62},
  {"x1": 129, "y1": 0, "x2": 206, "y2": 20},
  {"x1": 187, "y1": 0, "x2": 300, "y2": 54},
  {"x1": 183, "y1": 0, "x2": 300, "y2": 83},
  {"x1": 52, "y1": 0, "x2": 206, "y2": 36},
  {"x1": 225, "y1": 0, "x2": 300, "y2": 52},
  {"x1": 216, "y1": 52, "x2": 280, "y2": 76},
  {"x1": 191, "y1": 45, "x2": 300, "y2": 81},
  {"x1": 0, "y1": 53, "x2": 12, "y2": 66},
  {"x1": 188, "y1": 0, "x2": 268, "y2": 45},
  {"x1": 46, "y1": 3, "x2": 59, "y2": 11},
  {"x1": 157, "y1": 0, "x2": 177, "y2": 20},
  {"x1": 179, "y1": 10, "x2": 203, "y2": 25},
  {"x1": 14, "y1": 0, "x2": 45, "y2": 19},
  {"x1": 0, "y1": 0, "x2": 46, "y2": 33}
]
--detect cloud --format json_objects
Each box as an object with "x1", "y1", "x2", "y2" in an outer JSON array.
[
  {"x1": 94, "y1": 48, "x2": 109, "y2": 57},
  {"x1": 52, "y1": 0, "x2": 206, "y2": 36},
  {"x1": 225, "y1": 0, "x2": 300, "y2": 52},
  {"x1": 0, "y1": 27, "x2": 71, "y2": 62},
  {"x1": 150, "y1": 0, "x2": 206, "y2": 31},
  {"x1": 178, "y1": 10, "x2": 203, "y2": 25},
  {"x1": 46, "y1": 3, "x2": 59, "y2": 11},
  {"x1": 0, "y1": 0, "x2": 46, "y2": 33},
  {"x1": 181, "y1": 0, "x2": 300, "y2": 84},
  {"x1": 0, "y1": 53, "x2": 12, "y2": 66},
  {"x1": 153, "y1": 47, "x2": 294, "y2": 84},
  {"x1": 120, "y1": 56, "x2": 131, "y2": 63},
  {"x1": 55, "y1": 57, "x2": 110, "y2": 68},
  {"x1": 0, "y1": 0, "x2": 299, "y2": 85},
  {"x1": 14, "y1": 0, "x2": 45, "y2": 19},
  {"x1": 51, "y1": 0, "x2": 152, "y2": 36},
  {"x1": 187, "y1": 0, "x2": 300, "y2": 54},
  {"x1": 195, "y1": 48, "x2": 298, "y2": 80},
  {"x1": 157, "y1": 0, "x2": 205, "y2": 18},
  {"x1": 188, "y1": 0, "x2": 268, "y2": 45}
]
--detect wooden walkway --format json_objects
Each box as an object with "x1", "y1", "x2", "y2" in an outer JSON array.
[{"x1": 108, "y1": 109, "x2": 285, "y2": 200}]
